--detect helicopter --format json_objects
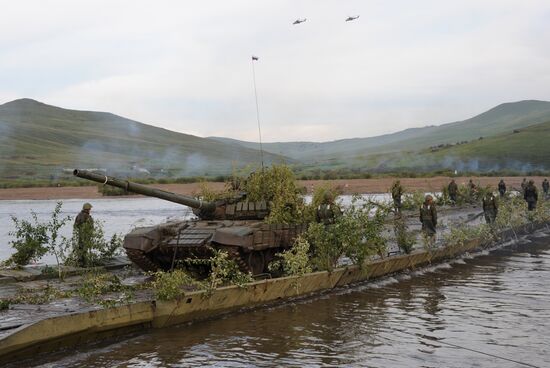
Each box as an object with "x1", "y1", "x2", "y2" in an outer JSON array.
[
  {"x1": 293, "y1": 18, "x2": 307, "y2": 25},
  {"x1": 345, "y1": 15, "x2": 360, "y2": 22}
]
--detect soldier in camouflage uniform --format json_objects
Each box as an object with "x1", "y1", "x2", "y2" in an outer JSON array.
[
  {"x1": 482, "y1": 189, "x2": 498, "y2": 224},
  {"x1": 447, "y1": 179, "x2": 458, "y2": 203},
  {"x1": 391, "y1": 180, "x2": 404, "y2": 212},
  {"x1": 498, "y1": 179, "x2": 506, "y2": 198},
  {"x1": 524, "y1": 180, "x2": 538, "y2": 211},
  {"x1": 521, "y1": 178, "x2": 527, "y2": 195},
  {"x1": 420, "y1": 195, "x2": 437, "y2": 244},
  {"x1": 542, "y1": 178, "x2": 549, "y2": 198},
  {"x1": 316, "y1": 192, "x2": 342, "y2": 225},
  {"x1": 74, "y1": 203, "x2": 94, "y2": 267}
]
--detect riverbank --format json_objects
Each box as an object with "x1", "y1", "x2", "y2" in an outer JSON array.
[{"x1": 0, "y1": 176, "x2": 544, "y2": 200}]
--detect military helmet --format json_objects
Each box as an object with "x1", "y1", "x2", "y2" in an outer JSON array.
[
  {"x1": 529, "y1": 180, "x2": 534, "y2": 185},
  {"x1": 83, "y1": 202, "x2": 93, "y2": 210},
  {"x1": 323, "y1": 191, "x2": 334, "y2": 204}
]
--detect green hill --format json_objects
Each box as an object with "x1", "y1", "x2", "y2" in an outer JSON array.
[
  {"x1": 0, "y1": 99, "x2": 290, "y2": 182},
  {"x1": 403, "y1": 120, "x2": 550, "y2": 172},
  {"x1": 211, "y1": 100, "x2": 550, "y2": 163}
]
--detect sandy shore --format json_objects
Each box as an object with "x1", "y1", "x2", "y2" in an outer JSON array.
[{"x1": 0, "y1": 176, "x2": 545, "y2": 200}]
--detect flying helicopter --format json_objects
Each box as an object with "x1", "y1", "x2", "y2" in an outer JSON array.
[
  {"x1": 293, "y1": 18, "x2": 307, "y2": 25},
  {"x1": 345, "y1": 15, "x2": 360, "y2": 22}
]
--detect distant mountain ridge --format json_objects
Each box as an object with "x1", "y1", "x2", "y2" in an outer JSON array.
[
  {"x1": 210, "y1": 100, "x2": 550, "y2": 163},
  {"x1": 0, "y1": 99, "x2": 290, "y2": 181},
  {"x1": 2, "y1": 98, "x2": 549, "y2": 182}
]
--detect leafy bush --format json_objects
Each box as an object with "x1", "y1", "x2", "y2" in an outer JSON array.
[
  {"x1": 245, "y1": 165, "x2": 306, "y2": 224},
  {"x1": 443, "y1": 224, "x2": 492, "y2": 249},
  {"x1": 394, "y1": 215, "x2": 416, "y2": 254},
  {"x1": 77, "y1": 272, "x2": 123, "y2": 302},
  {"x1": 76, "y1": 272, "x2": 136, "y2": 307},
  {"x1": 205, "y1": 249, "x2": 254, "y2": 292},
  {"x1": 149, "y1": 269, "x2": 198, "y2": 301},
  {"x1": 63, "y1": 220, "x2": 123, "y2": 268},
  {"x1": 4, "y1": 213, "x2": 49, "y2": 267},
  {"x1": 269, "y1": 235, "x2": 313, "y2": 276},
  {"x1": 7, "y1": 284, "x2": 72, "y2": 305},
  {"x1": 180, "y1": 248, "x2": 254, "y2": 295},
  {"x1": 4, "y1": 202, "x2": 70, "y2": 268},
  {"x1": 401, "y1": 191, "x2": 426, "y2": 211},
  {"x1": 3, "y1": 202, "x2": 123, "y2": 275},
  {"x1": 306, "y1": 196, "x2": 388, "y2": 271}
]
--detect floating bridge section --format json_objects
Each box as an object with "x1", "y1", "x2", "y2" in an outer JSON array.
[{"x1": 0, "y1": 222, "x2": 546, "y2": 364}]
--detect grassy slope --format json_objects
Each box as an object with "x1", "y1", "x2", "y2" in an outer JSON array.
[
  {"x1": 211, "y1": 100, "x2": 550, "y2": 162},
  {"x1": 0, "y1": 99, "x2": 290, "y2": 180},
  {"x1": 365, "y1": 120, "x2": 550, "y2": 172}
]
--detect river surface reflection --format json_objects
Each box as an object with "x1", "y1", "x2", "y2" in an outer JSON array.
[{"x1": 30, "y1": 235, "x2": 550, "y2": 368}]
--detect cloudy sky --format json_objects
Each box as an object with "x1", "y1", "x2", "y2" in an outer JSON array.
[{"x1": 1, "y1": 0, "x2": 549, "y2": 142}]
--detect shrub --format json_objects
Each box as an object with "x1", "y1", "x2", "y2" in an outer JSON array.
[
  {"x1": 307, "y1": 196, "x2": 388, "y2": 271},
  {"x1": 63, "y1": 221, "x2": 123, "y2": 268},
  {"x1": 245, "y1": 165, "x2": 306, "y2": 224},
  {"x1": 269, "y1": 235, "x2": 312, "y2": 277},
  {"x1": 149, "y1": 269, "x2": 198, "y2": 301},
  {"x1": 394, "y1": 215, "x2": 415, "y2": 254},
  {"x1": 4, "y1": 213, "x2": 49, "y2": 267},
  {"x1": 3, "y1": 202, "x2": 70, "y2": 269}
]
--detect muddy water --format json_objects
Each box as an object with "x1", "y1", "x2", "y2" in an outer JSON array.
[{"x1": 26, "y1": 234, "x2": 550, "y2": 368}]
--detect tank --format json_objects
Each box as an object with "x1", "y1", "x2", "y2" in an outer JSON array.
[{"x1": 73, "y1": 169, "x2": 306, "y2": 275}]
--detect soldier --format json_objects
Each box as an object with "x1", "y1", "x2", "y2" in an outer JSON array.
[
  {"x1": 498, "y1": 179, "x2": 506, "y2": 198},
  {"x1": 74, "y1": 202, "x2": 94, "y2": 267},
  {"x1": 316, "y1": 192, "x2": 341, "y2": 225},
  {"x1": 482, "y1": 189, "x2": 498, "y2": 224},
  {"x1": 524, "y1": 180, "x2": 538, "y2": 211},
  {"x1": 467, "y1": 179, "x2": 478, "y2": 202},
  {"x1": 391, "y1": 180, "x2": 404, "y2": 212},
  {"x1": 542, "y1": 178, "x2": 549, "y2": 198},
  {"x1": 420, "y1": 195, "x2": 437, "y2": 245},
  {"x1": 448, "y1": 179, "x2": 458, "y2": 203},
  {"x1": 521, "y1": 178, "x2": 527, "y2": 194}
]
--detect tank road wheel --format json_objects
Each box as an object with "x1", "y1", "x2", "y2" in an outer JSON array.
[
  {"x1": 223, "y1": 246, "x2": 250, "y2": 274},
  {"x1": 125, "y1": 249, "x2": 161, "y2": 272},
  {"x1": 247, "y1": 251, "x2": 265, "y2": 276}
]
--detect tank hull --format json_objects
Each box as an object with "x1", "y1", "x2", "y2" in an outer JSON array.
[{"x1": 123, "y1": 220, "x2": 307, "y2": 275}]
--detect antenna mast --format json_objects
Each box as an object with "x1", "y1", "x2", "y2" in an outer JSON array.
[{"x1": 251, "y1": 55, "x2": 265, "y2": 170}]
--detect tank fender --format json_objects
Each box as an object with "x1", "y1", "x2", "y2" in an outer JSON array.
[
  {"x1": 211, "y1": 227, "x2": 254, "y2": 248},
  {"x1": 123, "y1": 226, "x2": 162, "y2": 252}
]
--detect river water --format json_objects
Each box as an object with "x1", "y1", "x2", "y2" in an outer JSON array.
[{"x1": 24, "y1": 232, "x2": 550, "y2": 368}]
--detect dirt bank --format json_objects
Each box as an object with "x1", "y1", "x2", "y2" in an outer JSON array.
[{"x1": 0, "y1": 177, "x2": 545, "y2": 201}]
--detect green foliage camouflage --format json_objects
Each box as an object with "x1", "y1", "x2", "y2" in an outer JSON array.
[
  {"x1": 244, "y1": 165, "x2": 306, "y2": 224},
  {"x1": 149, "y1": 269, "x2": 199, "y2": 301},
  {"x1": 306, "y1": 196, "x2": 388, "y2": 271},
  {"x1": 268, "y1": 235, "x2": 313, "y2": 277}
]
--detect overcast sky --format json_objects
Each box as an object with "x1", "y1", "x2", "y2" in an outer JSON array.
[{"x1": 1, "y1": 1, "x2": 549, "y2": 142}]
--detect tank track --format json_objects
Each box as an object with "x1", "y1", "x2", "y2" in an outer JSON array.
[
  {"x1": 125, "y1": 249, "x2": 161, "y2": 272},
  {"x1": 224, "y1": 246, "x2": 251, "y2": 274}
]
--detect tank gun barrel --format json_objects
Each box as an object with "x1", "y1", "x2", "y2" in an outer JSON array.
[{"x1": 73, "y1": 169, "x2": 216, "y2": 213}]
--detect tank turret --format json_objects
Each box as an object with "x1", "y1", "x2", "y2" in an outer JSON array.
[{"x1": 72, "y1": 169, "x2": 304, "y2": 275}]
